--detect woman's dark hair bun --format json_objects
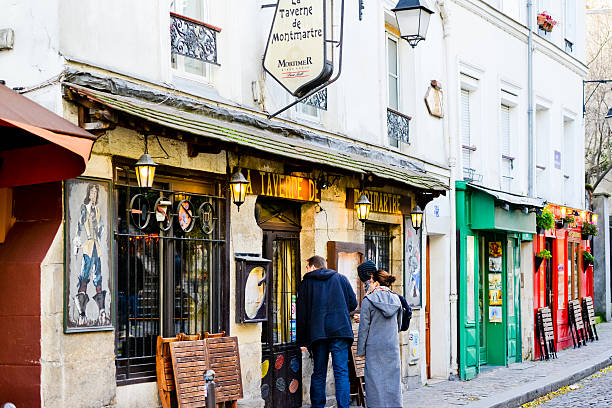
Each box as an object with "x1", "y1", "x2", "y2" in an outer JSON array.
[{"x1": 373, "y1": 269, "x2": 396, "y2": 287}]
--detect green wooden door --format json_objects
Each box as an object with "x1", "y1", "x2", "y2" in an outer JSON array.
[
  {"x1": 506, "y1": 238, "x2": 522, "y2": 364},
  {"x1": 459, "y1": 234, "x2": 480, "y2": 379},
  {"x1": 484, "y1": 234, "x2": 506, "y2": 366}
]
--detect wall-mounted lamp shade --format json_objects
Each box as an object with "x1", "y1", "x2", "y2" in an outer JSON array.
[
  {"x1": 410, "y1": 205, "x2": 424, "y2": 231},
  {"x1": 580, "y1": 210, "x2": 587, "y2": 221},
  {"x1": 355, "y1": 193, "x2": 372, "y2": 222},
  {"x1": 560, "y1": 206, "x2": 567, "y2": 218},
  {"x1": 592, "y1": 214, "x2": 599, "y2": 225},
  {"x1": 135, "y1": 153, "x2": 158, "y2": 188},
  {"x1": 230, "y1": 170, "x2": 249, "y2": 210},
  {"x1": 392, "y1": 0, "x2": 434, "y2": 48}
]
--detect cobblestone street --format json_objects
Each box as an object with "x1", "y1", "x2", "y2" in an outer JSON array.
[
  {"x1": 523, "y1": 366, "x2": 612, "y2": 407},
  {"x1": 403, "y1": 322, "x2": 612, "y2": 407}
]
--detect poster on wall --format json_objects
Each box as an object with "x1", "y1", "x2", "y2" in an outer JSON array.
[
  {"x1": 404, "y1": 216, "x2": 421, "y2": 307},
  {"x1": 64, "y1": 178, "x2": 113, "y2": 333},
  {"x1": 488, "y1": 273, "x2": 502, "y2": 305}
]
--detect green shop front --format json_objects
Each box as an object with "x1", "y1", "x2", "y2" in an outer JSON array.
[{"x1": 456, "y1": 182, "x2": 542, "y2": 379}]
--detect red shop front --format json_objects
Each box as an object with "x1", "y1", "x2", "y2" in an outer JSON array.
[{"x1": 533, "y1": 204, "x2": 593, "y2": 358}]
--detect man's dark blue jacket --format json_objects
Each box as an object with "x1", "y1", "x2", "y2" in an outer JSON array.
[{"x1": 296, "y1": 268, "x2": 358, "y2": 348}]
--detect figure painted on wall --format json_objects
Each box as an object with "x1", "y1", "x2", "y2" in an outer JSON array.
[
  {"x1": 64, "y1": 178, "x2": 113, "y2": 332},
  {"x1": 404, "y1": 217, "x2": 421, "y2": 307},
  {"x1": 73, "y1": 184, "x2": 109, "y2": 325}
]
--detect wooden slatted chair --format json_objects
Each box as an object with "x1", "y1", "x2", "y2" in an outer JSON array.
[
  {"x1": 170, "y1": 339, "x2": 209, "y2": 408},
  {"x1": 206, "y1": 336, "x2": 242, "y2": 408},
  {"x1": 536, "y1": 307, "x2": 556, "y2": 360},
  {"x1": 156, "y1": 335, "x2": 181, "y2": 408},
  {"x1": 204, "y1": 331, "x2": 226, "y2": 338},
  {"x1": 568, "y1": 300, "x2": 588, "y2": 347},
  {"x1": 349, "y1": 325, "x2": 366, "y2": 407},
  {"x1": 582, "y1": 297, "x2": 599, "y2": 341}
]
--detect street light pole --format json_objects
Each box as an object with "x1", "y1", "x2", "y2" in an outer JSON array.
[{"x1": 582, "y1": 79, "x2": 612, "y2": 117}]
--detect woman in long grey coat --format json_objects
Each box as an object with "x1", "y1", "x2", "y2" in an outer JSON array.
[{"x1": 357, "y1": 270, "x2": 402, "y2": 408}]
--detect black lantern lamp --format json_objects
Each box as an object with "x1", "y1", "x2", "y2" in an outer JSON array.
[
  {"x1": 392, "y1": 0, "x2": 434, "y2": 48},
  {"x1": 355, "y1": 193, "x2": 372, "y2": 222},
  {"x1": 135, "y1": 135, "x2": 158, "y2": 188},
  {"x1": 230, "y1": 169, "x2": 249, "y2": 211},
  {"x1": 410, "y1": 205, "x2": 424, "y2": 231}
]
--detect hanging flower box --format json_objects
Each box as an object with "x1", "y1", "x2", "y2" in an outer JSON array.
[
  {"x1": 583, "y1": 250, "x2": 595, "y2": 271},
  {"x1": 537, "y1": 12, "x2": 557, "y2": 32}
]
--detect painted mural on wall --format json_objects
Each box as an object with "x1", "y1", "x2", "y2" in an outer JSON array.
[
  {"x1": 64, "y1": 178, "x2": 113, "y2": 333},
  {"x1": 404, "y1": 217, "x2": 421, "y2": 307}
]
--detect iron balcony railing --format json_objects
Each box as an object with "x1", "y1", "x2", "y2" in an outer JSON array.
[
  {"x1": 170, "y1": 12, "x2": 220, "y2": 65},
  {"x1": 387, "y1": 108, "x2": 411, "y2": 145}
]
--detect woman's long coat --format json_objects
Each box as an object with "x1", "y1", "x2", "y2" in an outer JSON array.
[{"x1": 357, "y1": 288, "x2": 403, "y2": 408}]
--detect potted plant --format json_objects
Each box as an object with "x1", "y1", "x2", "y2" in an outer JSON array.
[
  {"x1": 556, "y1": 214, "x2": 575, "y2": 229},
  {"x1": 537, "y1": 11, "x2": 557, "y2": 32},
  {"x1": 583, "y1": 250, "x2": 595, "y2": 270},
  {"x1": 536, "y1": 210, "x2": 555, "y2": 234},
  {"x1": 535, "y1": 249, "x2": 552, "y2": 271},
  {"x1": 582, "y1": 222, "x2": 598, "y2": 240}
]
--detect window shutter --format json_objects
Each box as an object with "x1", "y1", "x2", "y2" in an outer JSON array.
[
  {"x1": 501, "y1": 105, "x2": 511, "y2": 156},
  {"x1": 564, "y1": 0, "x2": 576, "y2": 42},
  {"x1": 461, "y1": 90, "x2": 471, "y2": 169}
]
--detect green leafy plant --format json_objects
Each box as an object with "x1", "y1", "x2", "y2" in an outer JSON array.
[
  {"x1": 537, "y1": 249, "x2": 552, "y2": 259},
  {"x1": 583, "y1": 251, "x2": 595, "y2": 263},
  {"x1": 564, "y1": 215, "x2": 575, "y2": 224},
  {"x1": 536, "y1": 210, "x2": 555, "y2": 231},
  {"x1": 582, "y1": 222, "x2": 598, "y2": 237}
]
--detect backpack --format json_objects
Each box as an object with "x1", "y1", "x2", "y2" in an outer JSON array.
[{"x1": 397, "y1": 294, "x2": 412, "y2": 331}]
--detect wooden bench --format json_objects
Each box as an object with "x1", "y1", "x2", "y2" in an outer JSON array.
[
  {"x1": 536, "y1": 307, "x2": 556, "y2": 360},
  {"x1": 568, "y1": 300, "x2": 588, "y2": 348},
  {"x1": 582, "y1": 297, "x2": 599, "y2": 341}
]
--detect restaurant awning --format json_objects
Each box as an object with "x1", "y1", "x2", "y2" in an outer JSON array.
[
  {"x1": 65, "y1": 83, "x2": 449, "y2": 192},
  {"x1": 0, "y1": 84, "x2": 97, "y2": 187}
]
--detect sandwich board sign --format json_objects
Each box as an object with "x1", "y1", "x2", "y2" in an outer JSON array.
[{"x1": 263, "y1": 0, "x2": 333, "y2": 97}]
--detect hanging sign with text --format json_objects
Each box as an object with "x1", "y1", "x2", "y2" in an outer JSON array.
[
  {"x1": 244, "y1": 169, "x2": 321, "y2": 203},
  {"x1": 345, "y1": 188, "x2": 411, "y2": 215},
  {"x1": 263, "y1": 0, "x2": 332, "y2": 97}
]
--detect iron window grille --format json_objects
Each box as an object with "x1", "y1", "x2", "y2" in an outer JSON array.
[
  {"x1": 365, "y1": 223, "x2": 392, "y2": 274},
  {"x1": 387, "y1": 108, "x2": 411, "y2": 145},
  {"x1": 170, "y1": 12, "x2": 220, "y2": 65},
  {"x1": 114, "y1": 183, "x2": 226, "y2": 385},
  {"x1": 463, "y1": 167, "x2": 483, "y2": 183}
]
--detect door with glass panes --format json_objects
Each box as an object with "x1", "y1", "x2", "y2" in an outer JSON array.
[{"x1": 258, "y1": 199, "x2": 302, "y2": 408}]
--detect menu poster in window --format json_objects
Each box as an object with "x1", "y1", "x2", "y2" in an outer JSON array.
[
  {"x1": 489, "y1": 306, "x2": 502, "y2": 323},
  {"x1": 404, "y1": 216, "x2": 421, "y2": 307},
  {"x1": 64, "y1": 177, "x2": 113, "y2": 333}
]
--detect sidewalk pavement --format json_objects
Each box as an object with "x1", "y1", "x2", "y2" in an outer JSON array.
[{"x1": 405, "y1": 322, "x2": 612, "y2": 408}]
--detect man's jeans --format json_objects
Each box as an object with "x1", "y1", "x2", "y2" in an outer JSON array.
[{"x1": 310, "y1": 338, "x2": 351, "y2": 408}]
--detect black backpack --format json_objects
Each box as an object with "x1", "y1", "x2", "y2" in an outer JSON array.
[{"x1": 397, "y1": 294, "x2": 412, "y2": 331}]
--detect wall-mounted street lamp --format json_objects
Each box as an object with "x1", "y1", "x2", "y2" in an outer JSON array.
[
  {"x1": 135, "y1": 134, "x2": 158, "y2": 188},
  {"x1": 230, "y1": 169, "x2": 249, "y2": 211},
  {"x1": 410, "y1": 205, "x2": 424, "y2": 232},
  {"x1": 392, "y1": 0, "x2": 434, "y2": 48},
  {"x1": 593, "y1": 213, "x2": 599, "y2": 225},
  {"x1": 355, "y1": 193, "x2": 372, "y2": 223}
]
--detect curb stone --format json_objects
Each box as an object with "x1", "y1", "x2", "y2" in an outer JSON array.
[{"x1": 468, "y1": 354, "x2": 612, "y2": 408}]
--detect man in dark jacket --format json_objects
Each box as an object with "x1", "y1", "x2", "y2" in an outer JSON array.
[{"x1": 296, "y1": 255, "x2": 357, "y2": 408}]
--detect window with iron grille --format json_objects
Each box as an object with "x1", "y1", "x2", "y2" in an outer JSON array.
[
  {"x1": 114, "y1": 180, "x2": 226, "y2": 385},
  {"x1": 364, "y1": 223, "x2": 392, "y2": 273}
]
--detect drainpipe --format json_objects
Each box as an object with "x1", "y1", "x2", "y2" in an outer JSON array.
[
  {"x1": 437, "y1": 0, "x2": 459, "y2": 378},
  {"x1": 527, "y1": 0, "x2": 535, "y2": 197}
]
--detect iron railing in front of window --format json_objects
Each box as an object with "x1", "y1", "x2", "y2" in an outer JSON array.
[
  {"x1": 170, "y1": 12, "x2": 220, "y2": 65},
  {"x1": 387, "y1": 108, "x2": 411, "y2": 145},
  {"x1": 463, "y1": 167, "x2": 483, "y2": 183},
  {"x1": 302, "y1": 88, "x2": 328, "y2": 111}
]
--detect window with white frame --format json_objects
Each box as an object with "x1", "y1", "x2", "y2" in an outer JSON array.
[
  {"x1": 563, "y1": 0, "x2": 575, "y2": 53},
  {"x1": 563, "y1": 118, "x2": 573, "y2": 204},
  {"x1": 500, "y1": 105, "x2": 513, "y2": 191},
  {"x1": 171, "y1": 0, "x2": 210, "y2": 80},
  {"x1": 296, "y1": 101, "x2": 320, "y2": 120},
  {"x1": 461, "y1": 89, "x2": 477, "y2": 182},
  {"x1": 387, "y1": 35, "x2": 400, "y2": 148}
]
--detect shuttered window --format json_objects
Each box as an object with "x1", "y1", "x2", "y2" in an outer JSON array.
[
  {"x1": 564, "y1": 0, "x2": 575, "y2": 43},
  {"x1": 461, "y1": 89, "x2": 473, "y2": 180},
  {"x1": 501, "y1": 105, "x2": 512, "y2": 191}
]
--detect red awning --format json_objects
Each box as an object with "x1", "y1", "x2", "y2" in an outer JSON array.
[{"x1": 0, "y1": 84, "x2": 96, "y2": 187}]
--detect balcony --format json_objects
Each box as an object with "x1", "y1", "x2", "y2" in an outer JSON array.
[
  {"x1": 302, "y1": 88, "x2": 328, "y2": 111},
  {"x1": 387, "y1": 108, "x2": 411, "y2": 145},
  {"x1": 170, "y1": 12, "x2": 220, "y2": 66}
]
